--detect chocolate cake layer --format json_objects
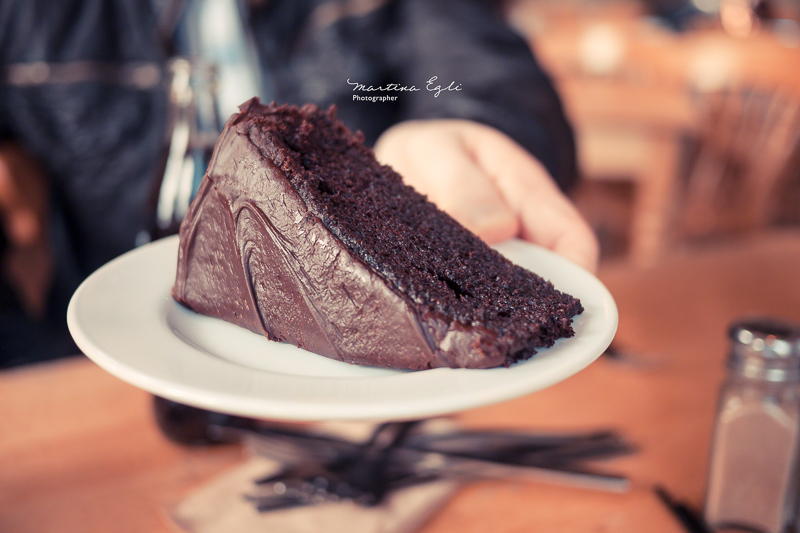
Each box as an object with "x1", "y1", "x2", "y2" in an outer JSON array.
[{"x1": 172, "y1": 98, "x2": 582, "y2": 370}]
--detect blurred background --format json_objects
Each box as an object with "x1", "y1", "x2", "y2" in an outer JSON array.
[
  {"x1": 507, "y1": 0, "x2": 800, "y2": 266},
  {"x1": 3, "y1": 3, "x2": 800, "y2": 530}
]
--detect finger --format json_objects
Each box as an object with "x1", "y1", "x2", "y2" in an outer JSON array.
[
  {"x1": 498, "y1": 162, "x2": 599, "y2": 272},
  {"x1": 465, "y1": 126, "x2": 600, "y2": 271},
  {"x1": 519, "y1": 198, "x2": 600, "y2": 272}
]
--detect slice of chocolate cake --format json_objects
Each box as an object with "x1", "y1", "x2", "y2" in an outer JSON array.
[{"x1": 172, "y1": 98, "x2": 582, "y2": 370}]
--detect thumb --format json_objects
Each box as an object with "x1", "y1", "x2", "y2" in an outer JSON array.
[{"x1": 463, "y1": 125, "x2": 600, "y2": 272}]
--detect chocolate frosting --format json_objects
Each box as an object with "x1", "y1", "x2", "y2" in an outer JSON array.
[{"x1": 173, "y1": 100, "x2": 507, "y2": 369}]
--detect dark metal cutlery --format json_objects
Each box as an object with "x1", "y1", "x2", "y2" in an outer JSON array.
[{"x1": 151, "y1": 398, "x2": 635, "y2": 511}]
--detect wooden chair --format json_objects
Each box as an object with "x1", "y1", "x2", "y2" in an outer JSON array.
[
  {"x1": 679, "y1": 87, "x2": 800, "y2": 239},
  {"x1": 508, "y1": 0, "x2": 800, "y2": 264}
]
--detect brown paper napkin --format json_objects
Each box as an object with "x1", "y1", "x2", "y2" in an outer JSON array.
[
  {"x1": 170, "y1": 421, "x2": 461, "y2": 533},
  {"x1": 171, "y1": 457, "x2": 460, "y2": 533}
]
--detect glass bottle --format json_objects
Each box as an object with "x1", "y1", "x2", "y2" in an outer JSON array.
[
  {"x1": 704, "y1": 317, "x2": 800, "y2": 533},
  {"x1": 139, "y1": 57, "x2": 221, "y2": 243},
  {"x1": 139, "y1": 0, "x2": 261, "y2": 244},
  {"x1": 171, "y1": 0, "x2": 262, "y2": 119}
]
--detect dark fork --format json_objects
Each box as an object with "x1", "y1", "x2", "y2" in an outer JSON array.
[{"x1": 248, "y1": 421, "x2": 420, "y2": 510}]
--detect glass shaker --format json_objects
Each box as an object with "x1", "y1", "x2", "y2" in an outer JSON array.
[{"x1": 704, "y1": 317, "x2": 800, "y2": 533}]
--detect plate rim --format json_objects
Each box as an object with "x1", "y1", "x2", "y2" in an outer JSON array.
[{"x1": 67, "y1": 235, "x2": 617, "y2": 421}]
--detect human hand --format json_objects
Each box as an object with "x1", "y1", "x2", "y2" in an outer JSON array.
[
  {"x1": 0, "y1": 141, "x2": 54, "y2": 317},
  {"x1": 374, "y1": 120, "x2": 599, "y2": 272}
]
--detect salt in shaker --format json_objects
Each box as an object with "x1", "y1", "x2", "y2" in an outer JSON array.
[{"x1": 704, "y1": 317, "x2": 800, "y2": 533}]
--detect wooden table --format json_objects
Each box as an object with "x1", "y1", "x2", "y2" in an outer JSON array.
[{"x1": 3, "y1": 230, "x2": 800, "y2": 532}]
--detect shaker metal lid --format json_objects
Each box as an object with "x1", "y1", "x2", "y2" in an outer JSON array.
[{"x1": 728, "y1": 317, "x2": 800, "y2": 381}]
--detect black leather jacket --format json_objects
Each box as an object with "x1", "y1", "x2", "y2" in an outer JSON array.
[{"x1": 0, "y1": 0, "x2": 576, "y2": 365}]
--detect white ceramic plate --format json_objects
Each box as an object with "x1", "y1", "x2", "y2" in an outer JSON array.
[{"x1": 67, "y1": 236, "x2": 617, "y2": 422}]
